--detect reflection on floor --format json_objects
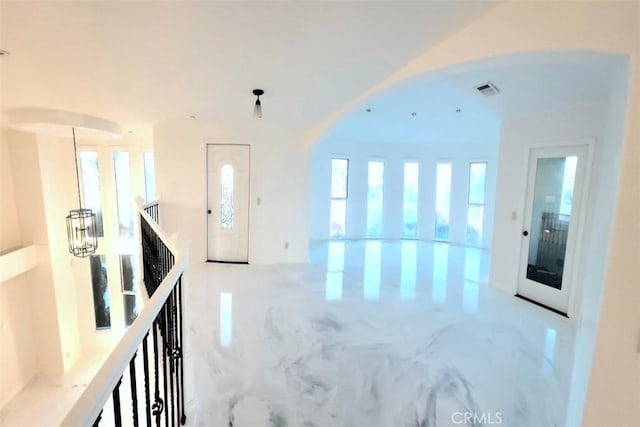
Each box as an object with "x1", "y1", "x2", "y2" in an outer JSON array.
[{"x1": 189, "y1": 240, "x2": 576, "y2": 427}]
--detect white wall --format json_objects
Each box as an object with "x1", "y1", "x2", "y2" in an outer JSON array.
[
  {"x1": 6, "y1": 129, "x2": 69, "y2": 381},
  {"x1": 0, "y1": 131, "x2": 38, "y2": 408},
  {"x1": 154, "y1": 120, "x2": 310, "y2": 265},
  {"x1": 309, "y1": 137, "x2": 499, "y2": 248},
  {"x1": 582, "y1": 55, "x2": 639, "y2": 427},
  {"x1": 38, "y1": 135, "x2": 85, "y2": 374}
]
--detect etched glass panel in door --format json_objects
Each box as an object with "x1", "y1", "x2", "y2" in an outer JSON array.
[
  {"x1": 526, "y1": 156, "x2": 578, "y2": 289},
  {"x1": 220, "y1": 165, "x2": 234, "y2": 229}
]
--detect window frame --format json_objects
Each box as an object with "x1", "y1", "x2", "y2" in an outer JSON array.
[
  {"x1": 119, "y1": 254, "x2": 138, "y2": 327},
  {"x1": 77, "y1": 148, "x2": 105, "y2": 238},
  {"x1": 434, "y1": 161, "x2": 452, "y2": 241},
  {"x1": 366, "y1": 159, "x2": 385, "y2": 237},
  {"x1": 402, "y1": 160, "x2": 420, "y2": 238},
  {"x1": 329, "y1": 157, "x2": 349, "y2": 238},
  {"x1": 142, "y1": 151, "x2": 156, "y2": 203},
  {"x1": 465, "y1": 161, "x2": 488, "y2": 246},
  {"x1": 113, "y1": 150, "x2": 135, "y2": 238}
]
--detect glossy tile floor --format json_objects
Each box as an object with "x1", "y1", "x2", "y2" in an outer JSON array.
[
  {"x1": 0, "y1": 240, "x2": 577, "y2": 426},
  {"x1": 189, "y1": 240, "x2": 576, "y2": 427}
]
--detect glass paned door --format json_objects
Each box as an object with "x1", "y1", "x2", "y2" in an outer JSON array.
[
  {"x1": 207, "y1": 144, "x2": 251, "y2": 262},
  {"x1": 525, "y1": 157, "x2": 577, "y2": 289},
  {"x1": 518, "y1": 145, "x2": 588, "y2": 314}
]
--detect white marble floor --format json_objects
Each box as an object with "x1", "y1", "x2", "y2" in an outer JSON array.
[
  {"x1": 1, "y1": 240, "x2": 576, "y2": 427},
  {"x1": 188, "y1": 240, "x2": 576, "y2": 427}
]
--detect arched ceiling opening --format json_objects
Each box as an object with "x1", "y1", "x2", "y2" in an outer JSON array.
[{"x1": 317, "y1": 51, "x2": 626, "y2": 148}]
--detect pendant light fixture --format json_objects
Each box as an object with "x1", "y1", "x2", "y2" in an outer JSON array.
[
  {"x1": 66, "y1": 127, "x2": 98, "y2": 258},
  {"x1": 252, "y1": 89, "x2": 264, "y2": 118}
]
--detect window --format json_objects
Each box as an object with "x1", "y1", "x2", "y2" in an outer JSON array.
[
  {"x1": 78, "y1": 151, "x2": 104, "y2": 237},
  {"x1": 82, "y1": 148, "x2": 147, "y2": 333},
  {"x1": 403, "y1": 162, "x2": 419, "y2": 237},
  {"x1": 120, "y1": 255, "x2": 138, "y2": 326},
  {"x1": 330, "y1": 158, "x2": 348, "y2": 237},
  {"x1": 466, "y1": 162, "x2": 487, "y2": 246},
  {"x1": 366, "y1": 161, "x2": 384, "y2": 236},
  {"x1": 434, "y1": 163, "x2": 452, "y2": 240},
  {"x1": 220, "y1": 164, "x2": 234, "y2": 229},
  {"x1": 90, "y1": 255, "x2": 111, "y2": 329},
  {"x1": 143, "y1": 151, "x2": 156, "y2": 202},
  {"x1": 113, "y1": 152, "x2": 134, "y2": 237}
]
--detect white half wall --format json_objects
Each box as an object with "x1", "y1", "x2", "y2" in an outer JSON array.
[{"x1": 0, "y1": 131, "x2": 38, "y2": 408}]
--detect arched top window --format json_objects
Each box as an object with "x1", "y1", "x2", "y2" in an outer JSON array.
[{"x1": 220, "y1": 165, "x2": 234, "y2": 229}]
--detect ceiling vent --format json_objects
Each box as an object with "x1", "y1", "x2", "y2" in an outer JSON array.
[{"x1": 475, "y1": 81, "x2": 500, "y2": 96}]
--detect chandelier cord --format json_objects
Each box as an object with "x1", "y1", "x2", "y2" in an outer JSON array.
[{"x1": 72, "y1": 127, "x2": 82, "y2": 209}]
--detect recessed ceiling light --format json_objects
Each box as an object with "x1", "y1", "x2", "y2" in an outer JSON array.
[
  {"x1": 411, "y1": 112, "x2": 417, "y2": 116},
  {"x1": 190, "y1": 115, "x2": 196, "y2": 119},
  {"x1": 0, "y1": 49, "x2": 10, "y2": 56},
  {"x1": 366, "y1": 108, "x2": 372, "y2": 113}
]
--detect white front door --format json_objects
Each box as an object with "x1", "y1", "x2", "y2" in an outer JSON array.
[
  {"x1": 207, "y1": 144, "x2": 250, "y2": 262},
  {"x1": 517, "y1": 145, "x2": 588, "y2": 315}
]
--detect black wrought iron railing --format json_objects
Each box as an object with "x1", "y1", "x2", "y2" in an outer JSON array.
[
  {"x1": 144, "y1": 201, "x2": 159, "y2": 224},
  {"x1": 63, "y1": 201, "x2": 188, "y2": 426},
  {"x1": 141, "y1": 211, "x2": 174, "y2": 297}
]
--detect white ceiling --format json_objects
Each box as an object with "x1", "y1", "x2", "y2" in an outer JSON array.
[
  {"x1": 324, "y1": 58, "x2": 621, "y2": 145},
  {"x1": 0, "y1": 1, "x2": 496, "y2": 132},
  {"x1": 0, "y1": 1, "x2": 623, "y2": 143}
]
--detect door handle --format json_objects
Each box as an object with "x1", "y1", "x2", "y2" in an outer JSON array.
[
  {"x1": 522, "y1": 230, "x2": 529, "y2": 236},
  {"x1": 207, "y1": 209, "x2": 212, "y2": 214}
]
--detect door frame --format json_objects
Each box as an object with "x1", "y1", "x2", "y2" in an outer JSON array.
[
  {"x1": 205, "y1": 143, "x2": 252, "y2": 263},
  {"x1": 516, "y1": 139, "x2": 593, "y2": 318}
]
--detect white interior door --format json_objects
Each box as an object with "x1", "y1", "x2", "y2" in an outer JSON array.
[
  {"x1": 207, "y1": 144, "x2": 250, "y2": 262},
  {"x1": 517, "y1": 145, "x2": 588, "y2": 315}
]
